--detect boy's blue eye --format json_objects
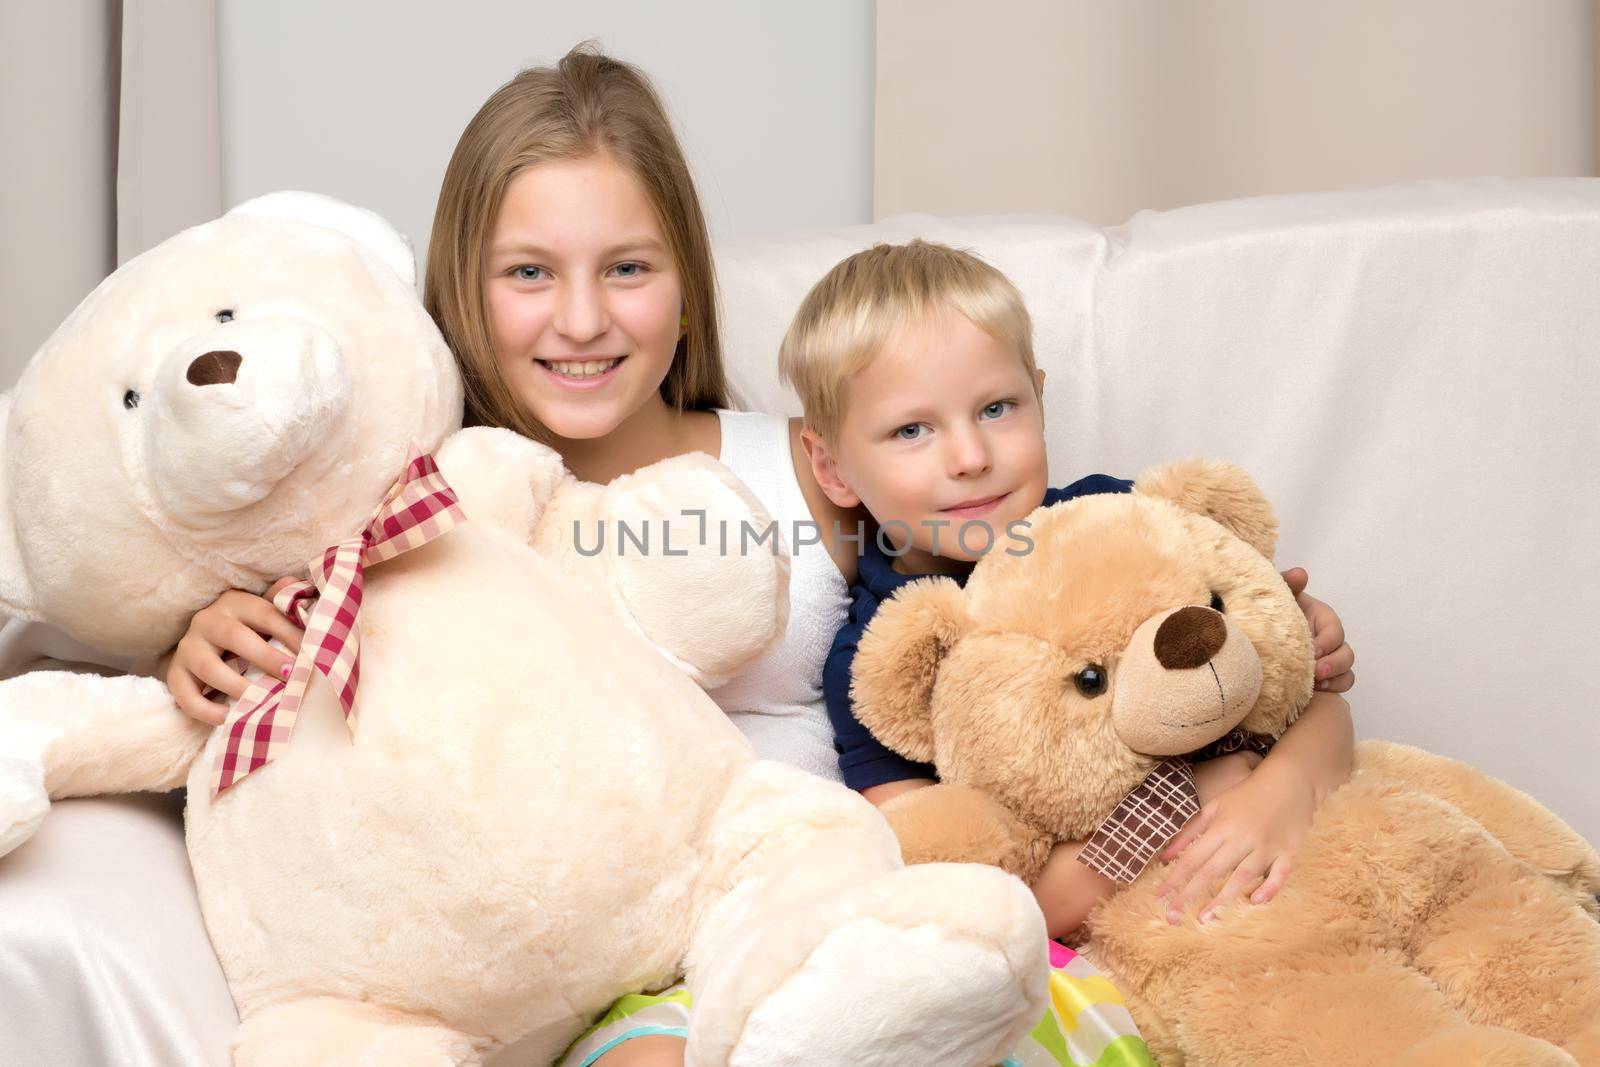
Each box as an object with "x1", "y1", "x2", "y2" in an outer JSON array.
[
  {"x1": 514, "y1": 266, "x2": 545, "y2": 282},
  {"x1": 894, "y1": 424, "x2": 925, "y2": 441},
  {"x1": 980, "y1": 401, "x2": 1013, "y2": 419}
]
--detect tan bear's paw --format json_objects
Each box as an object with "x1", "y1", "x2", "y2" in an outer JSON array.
[
  {"x1": 884, "y1": 783, "x2": 1053, "y2": 882},
  {"x1": 1394, "y1": 1025, "x2": 1576, "y2": 1067}
]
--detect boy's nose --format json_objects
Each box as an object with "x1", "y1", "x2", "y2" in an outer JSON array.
[
  {"x1": 946, "y1": 429, "x2": 992, "y2": 477},
  {"x1": 554, "y1": 282, "x2": 610, "y2": 342}
]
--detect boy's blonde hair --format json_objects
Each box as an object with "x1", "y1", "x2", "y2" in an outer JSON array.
[
  {"x1": 779, "y1": 240, "x2": 1037, "y2": 440},
  {"x1": 425, "y1": 44, "x2": 726, "y2": 440}
]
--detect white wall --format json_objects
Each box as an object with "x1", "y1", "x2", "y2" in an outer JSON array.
[
  {"x1": 876, "y1": 0, "x2": 1598, "y2": 225},
  {"x1": 218, "y1": 0, "x2": 876, "y2": 272}
]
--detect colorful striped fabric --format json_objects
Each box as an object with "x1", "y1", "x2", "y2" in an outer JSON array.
[{"x1": 557, "y1": 941, "x2": 1153, "y2": 1067}]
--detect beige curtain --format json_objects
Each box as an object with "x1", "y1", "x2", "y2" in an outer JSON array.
[
  {"x1": 875, "y1": 0, "x2": 1600, "y2": 225},
  {"x1": 0, "y1": 0, "x2": 220, "y2": 389}
]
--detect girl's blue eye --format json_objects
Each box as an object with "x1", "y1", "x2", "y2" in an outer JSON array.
[
  {"x1": 894, "y1": 424, "x2": 926, "y2": 441},
  {"x1": 514, "y1": 266, "x2": 545, "y2": 282},
  {"x1": 980, "y1": 401, "x2": 1013, "y2": 419},
  {"x1": 611, "y1": 261, "x2": 645, "y2": 278}
]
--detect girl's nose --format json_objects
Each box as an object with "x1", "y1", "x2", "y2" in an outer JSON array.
[{"x1": 553, "y1": 280, "x2": 609, "y2": 343}]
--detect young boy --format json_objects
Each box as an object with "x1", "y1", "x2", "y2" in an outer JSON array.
[{"x1": 780, "y1": 240, "x2": 1357, "y2": 937}]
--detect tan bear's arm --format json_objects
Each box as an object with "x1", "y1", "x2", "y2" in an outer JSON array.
[
  {"x1": 541, "y1": 453, "x2": 791, "y2": 689},
  {"x1": 882, "y1": 783, "x2": 1055, "y2": 883}
]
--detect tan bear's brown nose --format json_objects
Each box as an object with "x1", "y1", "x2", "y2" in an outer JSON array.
[
  {"x1": 186, "y1": 350, "x2": 242, "y2": 386},
  {"x1": 1153, "y1": 605, "x2": 1226, "y2": 669}
]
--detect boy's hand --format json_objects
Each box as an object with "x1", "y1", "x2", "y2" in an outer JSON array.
[
  {"x1": 1281, "y1": 567, "x2": 1355, "y2": 693},
  {"x1": 1155, "y1": 758, "x2": 1317, "y2": 924}
]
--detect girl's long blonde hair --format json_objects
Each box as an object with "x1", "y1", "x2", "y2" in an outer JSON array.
[{"x1": 425, "y1": 44, "x2": 727, "y2": 439}]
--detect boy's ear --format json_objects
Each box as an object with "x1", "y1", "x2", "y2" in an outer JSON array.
[
  {"x1": 850, "y1": 577, "x2": 968, "y2": 764},
  {"x1": 1134, "y1": 458, "x2": 1279, "y2": 559},
  {"x1": 799, "y1": 424, "x2": 860, "y2": 509}
]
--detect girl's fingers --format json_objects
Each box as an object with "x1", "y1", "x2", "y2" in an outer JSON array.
[
  {"x1": 221, "y1": 620, "x2": 297, "y2": 679},
  {"x1": 204, "y1": 592, "x2": 303, "y2": 656},
  {"x1": 1158, "y1": 831, "x2": 1227, "y2": 913},
  {"x1": 1251, "y1": 855, "x2": 1294, "y2": 905},
  {"x1": 188, "y1": 647, "x2": 251, "y2": 702},
  {"x1": 1199, "y1": 856, "x2": 1269, "y2": 923},
  {"x1": 168, "y1": 668, "x2": 227, "y2": 726},
  {"x1": 1310, "y1": 610, "x2": 1346, "y2": 659}
]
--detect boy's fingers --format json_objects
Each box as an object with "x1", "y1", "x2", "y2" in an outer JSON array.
[
  {"x1": 1315, "y1": 644, "x2": 1355, "y2": 683},
  {"x1": 1199, "y1": 857, "x2": 1268, "y2": 923},
  {"x1": 1280, "y1": 567, "x2": 1309, "y2": 598},
  {"x1": 1158, "y1": 807, "x2": 1215, "y2": 875},
  {"x1": 168, "y1": 670, "x2": 227, "y2": 726},
  {"x1": 1251, "y1": 855, "x2": 1294, "y2": 904},
  {"x1": 1318, "y1": 669, "x2": 1356, "y2": 694},
  {"x1": 1161, "y1": 809, "x2": 1210, "y2": 861},
  {"x1": 1173, "y1": 843, "x2": 1248, "y2": 917}
]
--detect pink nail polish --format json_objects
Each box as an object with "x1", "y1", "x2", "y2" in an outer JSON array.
[
  {"x1": 1200, "y1": 909, "x2": 1215, "y2": 925},
  {"x1": 280, "y1": 664, "x2": 292, "y2": 679}
]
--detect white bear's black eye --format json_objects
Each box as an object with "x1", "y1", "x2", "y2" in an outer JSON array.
[
  {"x1": 216, "y1": 309, "x2": 234, "y2": 323},
  {"x1": 122, "y1": 390, "x2": 140, "y2": 410},
  {"x1": 1074, "y1": 665, "x2": 1107, "y2": 698},
  {"x1": 1209, "y1": 591, "x2": 1225, "y2": 613}
]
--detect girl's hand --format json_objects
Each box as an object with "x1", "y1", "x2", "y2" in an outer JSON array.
[
  {"x1": 1281, "y1": 567, "x2": 1355, "y2": 692},
  {"x1": 1155, "y1": 759, "x2": 1317, "y2": 924},
  {"x1": 165, "y1": 582, "x2": 302, "y2": 725}
]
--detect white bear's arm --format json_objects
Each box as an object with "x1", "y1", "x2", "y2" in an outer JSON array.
[
  {"x1": 0, "y1": 671, "x2": 210, "y2": 856},
  {"x1": 1, "y1": 670, "x2": 209, "y2": 795},
  {"x1": 547, "y1": 454, "x2": 791, "y2": 689},
  {"x1": 432, "y1": 426, "x2": 571, "y2": 542}
]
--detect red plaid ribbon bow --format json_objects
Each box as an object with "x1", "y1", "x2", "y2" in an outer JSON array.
[{"x1": 210, "y1": 444, "x2": 465, "y2": 797}]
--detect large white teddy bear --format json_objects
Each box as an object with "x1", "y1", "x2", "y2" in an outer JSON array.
[{"x1": 0, "y1": 194, "x2": 1047, "y2": 1065}]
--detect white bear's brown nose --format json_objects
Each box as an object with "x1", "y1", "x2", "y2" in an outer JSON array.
[{"x1": 186, "y1": 350, "x2": 242, "y2": 386}]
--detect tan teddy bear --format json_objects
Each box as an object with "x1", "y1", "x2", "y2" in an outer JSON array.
[{"x1": 852, "y1": 458, "x2": 1600, "y2": 1067}]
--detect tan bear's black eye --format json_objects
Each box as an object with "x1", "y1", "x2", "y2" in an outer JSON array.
[
  {"x1": 1074, "y1": 665, "x2": 1107, "y2": 698},
  {"x1": 1209, "y1": 591, "x2": 1225, "y2": 613},
  {"x1": 122, "y1": 390, "x2": 140, "y2": 410},
  {"x1": 216, "y1": 309, "x2": 234, "y2": 323}
]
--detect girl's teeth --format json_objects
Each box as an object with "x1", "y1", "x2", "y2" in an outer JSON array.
[{"x1": 546, "y1": 358, "x2": 620, "y2": 379}]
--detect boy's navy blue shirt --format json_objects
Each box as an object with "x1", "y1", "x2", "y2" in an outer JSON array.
[{"x1": 823, "y1": 474, "x2": 1134, "y2": 791}]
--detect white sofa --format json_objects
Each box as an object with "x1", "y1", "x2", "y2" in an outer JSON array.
[{"x1": 2, "y1": 177, "x2": 1595, "y2": 1065}]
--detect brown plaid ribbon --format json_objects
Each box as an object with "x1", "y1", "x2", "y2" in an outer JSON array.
[
  {"x1": 210, "y1": 444, "x2": 465, "y2": 797},
  {"x1": 1077, "y1": 729, "x2": 1278, "y2": 884}
]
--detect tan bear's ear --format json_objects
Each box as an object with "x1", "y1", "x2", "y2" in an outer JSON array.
[
  {"x1": 851, "y1": 577, "x2": 969, "y2": 764},
  {"x1": 1134, "y1": 458, "x2": 1279, "y2": 560}
]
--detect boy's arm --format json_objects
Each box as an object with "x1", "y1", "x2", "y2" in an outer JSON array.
[
  {"x1": 822, "y1": 597, "x2": 940, "y2": 794},
  {"x1": 1155, "y1": 691, "x2": 1354, "y2": 923}
]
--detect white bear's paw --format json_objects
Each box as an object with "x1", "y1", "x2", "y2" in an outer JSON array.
[
  {"x1": 0, "y1": 756, "x2": 49, "y2": 858},
  {"x1": 728, "y1": 863, "x2": 1048, "y2": 1067}
]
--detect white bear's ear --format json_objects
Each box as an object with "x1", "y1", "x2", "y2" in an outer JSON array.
[
  {"x1": 0, "y1": 392, "x2": 39, "y2": 620},
  {"x1": 226, "y1": 191, "x2": 416, "y2": 287}
]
